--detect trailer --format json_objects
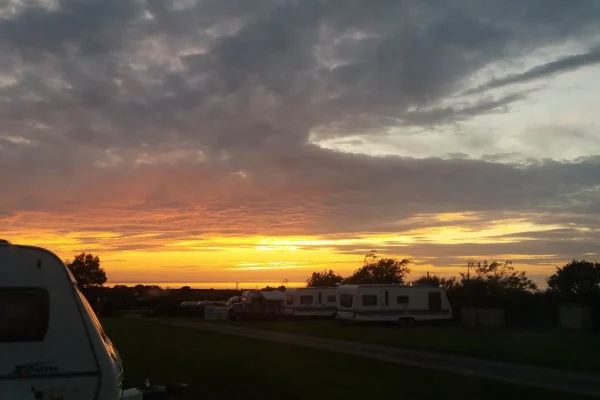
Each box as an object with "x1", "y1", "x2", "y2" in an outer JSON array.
[
  {"x1": 336, "y1": 284, "x2": 452, "y2": 324},
  {"x1": 284, "y1": 287, "x2": 338, "y2": 318},
  {"x1": 0, "y1": 239, "x2": 187, "y2": 399},
  {"x1": 0, "y1": 240, "x2": 124, "y2": 399}
]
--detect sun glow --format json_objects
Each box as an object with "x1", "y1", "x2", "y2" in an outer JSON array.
[{"x1": 2, "y1": 214, "x2": 567, "y2": 287}]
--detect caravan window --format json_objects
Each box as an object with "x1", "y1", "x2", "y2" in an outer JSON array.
[
  {"x1": 300, "y1": 295, "x2": 313, "y2": 305},
  {"x1": 339, "y1": 294, "x2": 353, "y2": 307},
  {"x1": 0, "y1": 288, "x2": 49, "y2": 342},
  {"x1": 396, "y1": 296, "x2": 409, "y2": 304},
  {"x1": 362, "y1": 295, "x2": 377, "y2": 306},
  {"x1": 326, "y1": 295, "x2": 336, "y2": 303}
]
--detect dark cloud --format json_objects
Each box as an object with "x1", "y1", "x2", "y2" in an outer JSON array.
[
  {"x1": 465, "y1": 49, "x2": 600, "y2": 94},
  {"x1": 1, "y1": 0, "x2": 600, "y2": 267},
  {"x1": 0, "y1": 0, "x2": 141, "y2": 59}
]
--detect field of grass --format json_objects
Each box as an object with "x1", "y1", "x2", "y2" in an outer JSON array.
[
  {"x1": 102, "y1": 318, "x2": 591, "y2": 400},
  {"x1": 219, "y1": 319, "x2": 600, "y2": 373}
]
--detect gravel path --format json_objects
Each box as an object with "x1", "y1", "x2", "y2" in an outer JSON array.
[{"x1": 158, "y1": 319, "x2": 600, "y2": 397}]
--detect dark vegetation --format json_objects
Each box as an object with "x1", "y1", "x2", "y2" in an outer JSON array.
[
  {"x1": 66, "y1": 253, "x2": 107, "y2": 288},
  {"x1": 85, "y1": 284, "x2": 241, "y2": 318},
  {"x1": 307, "y1": 250, "x2": 411, "y2": 286},
  {"x1": 309, "y1": 254, "x2": 600, "y2": 329},
  {"x1": 102, "y1": 318, "x2": 591, "y2": 400},
  {"x1": 75, "y1": 252, "x2": 600, "y2": 329}
]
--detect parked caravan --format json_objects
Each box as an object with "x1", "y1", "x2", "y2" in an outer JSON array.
[
  {"x1": 0, "y1": 240, "x2": 124, "y2": 400},
  {"x1": 231, "y1": 290, "x2": 285, "y2": 320},
  {"x1": 336, "y1": 284, "x2": 452, "y2": 324},
  {"x1": 284, "y1": 287, "x2": 338, "y2": 317}
]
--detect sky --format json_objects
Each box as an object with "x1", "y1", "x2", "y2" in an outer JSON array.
[{"x1": 1, "y1": 0, "x2": 600, "y2": 288}]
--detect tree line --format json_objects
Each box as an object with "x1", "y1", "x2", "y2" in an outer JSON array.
[
  {"x1": 64, "y1": 251, "x2": 600, "y2": 305},
  {"x1": 306, "y1": 253, "x2": 600, "y2": 305}
]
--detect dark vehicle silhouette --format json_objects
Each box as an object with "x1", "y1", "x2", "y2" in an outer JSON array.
[{"x1": 227, "y1": 301, "x2": 281, "y2": 321}]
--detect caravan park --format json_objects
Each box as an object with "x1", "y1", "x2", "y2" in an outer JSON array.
[
  {"x1": 4, "y1": 2, "x2": 600, "y2": 398},
  {"x1": 91, "y1": 255, "x2": 600, "y2": 399}
]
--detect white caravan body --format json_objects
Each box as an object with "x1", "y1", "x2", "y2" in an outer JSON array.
[
  {"x1": 284, "y1": 287, "x2": 338, "y2": 317},
  {"x1": 0, "y1": 241, "x2": 123, "y2": 400},
  {"x1": 336, "y1": 284, "x2": 452, "y2": 322},
  {"x1": 282, "y1": 288, "x2": 296, "y2": 316}
]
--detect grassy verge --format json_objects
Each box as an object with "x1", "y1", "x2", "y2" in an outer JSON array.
[
  {"x1": 211, "y1": 319, "x2": 600, "y2": 373},
  {"x1": 102, "y1": 318, "x2": 591, "y2": 400}
]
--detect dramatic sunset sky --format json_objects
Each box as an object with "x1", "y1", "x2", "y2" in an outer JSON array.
[{"x1": 1, "y1": 0, "x2": 600, "y2": 287}]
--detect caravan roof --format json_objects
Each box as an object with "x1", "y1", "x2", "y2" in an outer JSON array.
[{"x1": 337, "y1": 284, "x2": 406, "y2": 292}]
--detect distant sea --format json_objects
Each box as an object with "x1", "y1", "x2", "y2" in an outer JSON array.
[{"x1": 108, "y1": 281, "x2": 306, "y2": 290}]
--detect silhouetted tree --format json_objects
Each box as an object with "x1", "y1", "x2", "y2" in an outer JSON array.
[
  {"x1": 306, "y1": 270, "x2": 344, "y2": 287},
  {"x1": 413, "y1": 275, "x2": 459, "y2": 291},
  {"x1": 113, "y1": 285, "x2": 128, "y2": 290},
  {"x1": 134, "y1": 284, "x2": 146, "y2": 296},
  {"x1": 414, "y1": 275, "x2": 441, "y2": 286},
  {"x1": 439, "y1": 276, "x2": 459, "y2": 292},
  {"x1": 345, "y1": 258, "x2": 411, "y2": 284},
  {"x1": 547, "y1": 259, "x2": 600, "y2": 302},
  {"x1": 65, "y1": 253, "x2": 107, "y2": 289},
  {"x1": 461, "y1": 260, "x2": 537, "y2": 293}
]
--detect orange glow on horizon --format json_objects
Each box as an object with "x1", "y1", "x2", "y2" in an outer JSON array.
[{"x1": 2, "y1": 213, "x2": 568, "y2": 287}]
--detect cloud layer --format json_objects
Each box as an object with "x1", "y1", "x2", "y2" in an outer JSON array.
[{"x1": 2, "y1": 0, "x2": 600, "y2": 280}]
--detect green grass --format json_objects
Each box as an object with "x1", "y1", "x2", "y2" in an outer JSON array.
[
  {"x1": 102, "y1": 318, "x2": 591, "y2": 400},
  {"x1": 217, "y1": 319, "x2": 600, "y2": 373}
]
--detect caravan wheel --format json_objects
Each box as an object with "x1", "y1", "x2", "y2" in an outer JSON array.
[{"x1": 398, "y1": 317, "x2": 415, "y2": 327}]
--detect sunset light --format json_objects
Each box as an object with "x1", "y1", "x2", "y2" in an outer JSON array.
[{"x1": 2, "y1": 0, "x2": 599, "y2": 291}]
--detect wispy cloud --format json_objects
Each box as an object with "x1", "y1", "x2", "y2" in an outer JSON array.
[
  {"x1": 2, "y1": 0, "x2": 600, "y2": 284},
  {"x1": 464, "y1": 49, "x2": 600, "y2": 94}
]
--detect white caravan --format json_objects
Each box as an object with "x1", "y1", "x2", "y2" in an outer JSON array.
[
  {"x1": 0, "y1": 240, "x2": 125, "y2": 400},
  {"x1": 336, "y1": 284, "x2": 452, "y2": 324},
  {"x1": 284, "y1": 287, "x2": 338, "y2": 317}
]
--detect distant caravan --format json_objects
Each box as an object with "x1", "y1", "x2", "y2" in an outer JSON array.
[
  {"x1": 336, "y1": 284, "x2": 452, "y2": 325},
  {"x1": 284, "y1": 287, "x2": 338, "y2": 318}
]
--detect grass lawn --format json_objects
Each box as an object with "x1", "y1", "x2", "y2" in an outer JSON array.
[
  {"x1": 217, "y1": 319, "x2": 600, "y2": 373},
  {"x1": 102, "y1": 318, "x2": 591, "y2": 400}
]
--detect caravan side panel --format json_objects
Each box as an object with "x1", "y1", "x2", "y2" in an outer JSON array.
[
  {"x1": 0, "y1": 245, "x2": 121, "y2": 400},
  {"x1": 292, "y1": 288, "x2": 337, "y2": 317},
  {"x1": 352, "y1": 287, "x2": 452, "y2": 322},
  {"x1": 352, "y1": 287, "x2": 397, "y2": 322}
]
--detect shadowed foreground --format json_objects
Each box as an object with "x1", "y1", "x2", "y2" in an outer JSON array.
[{"x1": 102, "y1": 318, "x2": 592, "y2": 400}]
